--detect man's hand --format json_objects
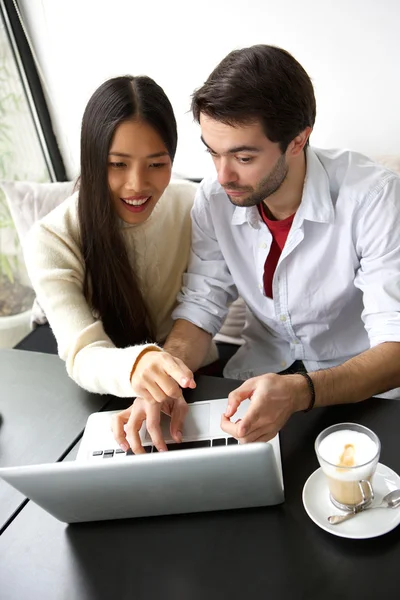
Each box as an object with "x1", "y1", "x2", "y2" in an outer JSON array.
[
  {"x1": 221, "y1": 373, "x2": 308, "y2": 442},
  {"x1": 130, "y1": 350, "x2": 196, "y2": 403},
  {"x1": 111, "y1": 396, "x2": 189, "y2": 454}
]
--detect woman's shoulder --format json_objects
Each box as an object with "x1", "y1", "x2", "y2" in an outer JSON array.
[
  {"x1": 26, "y1": 190, "x2": 81, "y2": 252},
  {"x1": 161, "y1": 178, "x2": 198, "y2": 207},
  {"x1": 32, "y1": 191, "x2": 79, "y2": 234}
]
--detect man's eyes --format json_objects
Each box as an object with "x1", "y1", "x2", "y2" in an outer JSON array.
[{"x1": 206, "y1": 149, "x2": 253, "y2": 164}]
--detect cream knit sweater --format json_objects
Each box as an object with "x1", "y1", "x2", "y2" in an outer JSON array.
[{"x1": 24, "y1": 179, "x2": 211, "y2": 397}]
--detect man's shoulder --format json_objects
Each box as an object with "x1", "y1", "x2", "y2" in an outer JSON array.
[
  {"x1": 313, "y1": 147, "x2": 399, "y2": 182},
  {"x1": 311, "y1": 147, "x2": 399, "y2": 201}
]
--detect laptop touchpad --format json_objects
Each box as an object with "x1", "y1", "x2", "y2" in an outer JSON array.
[{"x1": 144, "y1": 403, "x2": 211, "y2": 441}]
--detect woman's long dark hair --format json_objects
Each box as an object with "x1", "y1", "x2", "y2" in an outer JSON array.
[{"x1": 78, "y1": 75, "x2": 177, "y2": 348}]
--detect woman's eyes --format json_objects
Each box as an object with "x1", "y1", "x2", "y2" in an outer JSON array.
[
  {"x1": 108, "y1": 162, "x2": 168, "y2": 169},
  {"x1": 109, "y1": 161, "x2": 126, "y2": 168}
]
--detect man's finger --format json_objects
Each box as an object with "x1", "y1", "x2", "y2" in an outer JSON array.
[
  {"x1": 170, "y1": 396, "x2": 189, "y2": 442},
  {"x1": 221, "y1": 402, "x2": 263, "y2": 439},
  {"x1": 238, "y1": 425, "x2": 276, "y2": 444},
  {"x1": 220, "y1": 413, "x2": 241, "y2": 438},
  {"x1": 145, "y1": 404, "x2": 168, "y2": 452},
  {"x1": 111, "y1": 409, "x2": 131, "y2": 451},
  {"x1": 225, "y1": 380, "x2": 255, "y2": 418},
  {"x1": 125, "y1": 408, "x2": 147, "y2": 454},
  {"x1": 235, "y1": 390, "x2": 268, "y2": 437}
]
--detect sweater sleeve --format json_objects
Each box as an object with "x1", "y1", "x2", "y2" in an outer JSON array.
[{"x1": 24, "y1": 212, "x2": 159, "y2": 398}]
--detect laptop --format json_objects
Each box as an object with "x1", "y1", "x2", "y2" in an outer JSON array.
[{"x1": 0, "y1": 398, "x2": 284, "y2": 523}]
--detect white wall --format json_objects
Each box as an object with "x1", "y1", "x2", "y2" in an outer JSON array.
[{"x1": 19, "y1": 0, "x2": 400, "y2": 180}]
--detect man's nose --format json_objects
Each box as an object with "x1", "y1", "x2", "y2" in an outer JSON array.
[{"x1": 217, "y1": 159, "x2": 237, "y2": 187}]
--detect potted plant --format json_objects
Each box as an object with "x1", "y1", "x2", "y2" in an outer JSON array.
[
  {"x1": 0, "y1": 47, "x2": 35, "y2": 348},
  {"x1": 0, "y1": 191, "x2": 35, "y2": 348},
  {"x1": 0, "y1": 25, "x2": 54, "y2": 348}
]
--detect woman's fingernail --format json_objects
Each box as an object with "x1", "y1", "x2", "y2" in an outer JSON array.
[
  {"x1": 120, "y1": 442, "x2": 129, "y2": 452},
  {"x1": 181, "y1": 377, "x2": 189, "y2": 386}
]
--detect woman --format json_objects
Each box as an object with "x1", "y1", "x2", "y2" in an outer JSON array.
[{"x1": 25, "y1": 75, "x2": 209, "y2": 409}]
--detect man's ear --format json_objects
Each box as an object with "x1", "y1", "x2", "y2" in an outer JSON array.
[{"x1": 287, "y1": 127, "x2": 312, "y2": 156}]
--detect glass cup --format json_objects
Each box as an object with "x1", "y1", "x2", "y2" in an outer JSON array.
[{"x1": 315, "y1": 423, "x2": 381, "y2": 512}]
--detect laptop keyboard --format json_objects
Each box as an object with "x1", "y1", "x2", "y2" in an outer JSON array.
[{"x1": 93, "y1": 437, "x2": 238, "y2": 458}]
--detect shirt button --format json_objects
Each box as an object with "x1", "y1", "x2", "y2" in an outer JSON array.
[
  {"x1": 280, "y1": 360, "x2": 287, "y2": 368},
  {"x1": 258, "y1": 283, "x2": 263, "y2": 290},
  {"x1": 280, "y1": 314, "x2": 287, "y2": 322},
  {"x1": 260, "y1": 242, "x2": 267, "y2": 249}
]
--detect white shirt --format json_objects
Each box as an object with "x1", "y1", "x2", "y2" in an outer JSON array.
[{"x1": 173, "y1": 147, "x2": 400, "y2": 398}]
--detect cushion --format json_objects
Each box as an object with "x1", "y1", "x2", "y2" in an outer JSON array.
[
  {"x1": 0, "y1": 180, "x2": 75, "y2": 328},
  {"x1": 214, "y1": 297, "x2": 246, "y2": 345},
  {"x1": 0, "y1": 180, "x2": 75, "y2": 242},
  {"x1": 374, "y1": 155, "x2": 400, "y2": 176}
]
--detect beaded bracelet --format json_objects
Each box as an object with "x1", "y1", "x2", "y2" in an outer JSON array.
[{"x1": 299, "y1": 372, "x2": 316, "y2": 413}]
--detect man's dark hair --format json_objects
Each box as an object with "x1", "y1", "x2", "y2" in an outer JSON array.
[{"x1": 192, "y1": 45, "x2": 316, "y2": 152}]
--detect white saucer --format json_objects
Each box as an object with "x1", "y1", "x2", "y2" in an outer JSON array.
[{"x1": 302, "y1": 463, "x2": 400, "y2": 539}]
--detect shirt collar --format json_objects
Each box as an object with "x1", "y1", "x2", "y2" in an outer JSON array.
[
  {"x1": 230, "y1": 146, "x2": 335, "y2": 229},
  {"x1": 297, "y1": 146, "x2": 335, "y2": 225}
]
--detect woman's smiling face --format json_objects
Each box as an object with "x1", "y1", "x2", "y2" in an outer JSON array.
[{"x1": 108, "y1": 119, "x2": 172, "y2": 225}]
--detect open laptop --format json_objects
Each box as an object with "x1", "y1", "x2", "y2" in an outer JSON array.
[{"x1": 0, "y1": 398, "x2": 284, "y2": 523}]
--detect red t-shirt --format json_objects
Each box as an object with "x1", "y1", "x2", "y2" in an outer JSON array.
[{"x1": 258, "y1": 203, "x2": 295, "y2": 298}]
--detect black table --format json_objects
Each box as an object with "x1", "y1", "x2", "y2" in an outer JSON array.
[
  {"x1": 0, "y1": 349, "x2": 107, "y2": 531},
  {"x1": 0, "y1": 374, "x2": 399, "y2": 600}
]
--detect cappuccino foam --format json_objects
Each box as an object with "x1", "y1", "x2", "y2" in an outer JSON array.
[{"x1": 318, "y1": 429, "x2": 378, "y2": 481}]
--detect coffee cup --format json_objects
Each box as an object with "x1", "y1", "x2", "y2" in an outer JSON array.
[{"x1": 315, "y1": 423, "x2": 380, "y2": 511}]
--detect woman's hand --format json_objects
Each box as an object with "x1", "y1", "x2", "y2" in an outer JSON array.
[
  {"x1": 130, "y1": 350, "x2": 196, "y2": 403},
  {"x1": 111, "y1": 395, "x2": 189, "y2": 453}
]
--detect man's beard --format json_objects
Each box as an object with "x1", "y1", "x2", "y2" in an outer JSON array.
[{"x1": 224, "y1": 153, "x2": 288, "y2": 207}]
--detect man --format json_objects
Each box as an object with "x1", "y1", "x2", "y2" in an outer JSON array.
[{"x1": 113, "y1": 44, "x2": 400, "y2": 453}]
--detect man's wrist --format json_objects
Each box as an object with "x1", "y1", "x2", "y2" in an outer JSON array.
[{"x1": 289, "y1": 374, "x2": 313, "y2": 412}]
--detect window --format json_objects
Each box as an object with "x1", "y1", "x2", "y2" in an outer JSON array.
[{"x1": 0, "y1": 1, "x2": 65, "y2": 347}]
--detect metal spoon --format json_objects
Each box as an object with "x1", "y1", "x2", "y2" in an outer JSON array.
[{"x1": 328, "y1": 489, "x2": 400, "y2": 525}]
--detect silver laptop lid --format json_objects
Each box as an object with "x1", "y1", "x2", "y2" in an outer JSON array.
[{"x1": 0, "y1": 399, "x2": 284, "y2": 523}]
